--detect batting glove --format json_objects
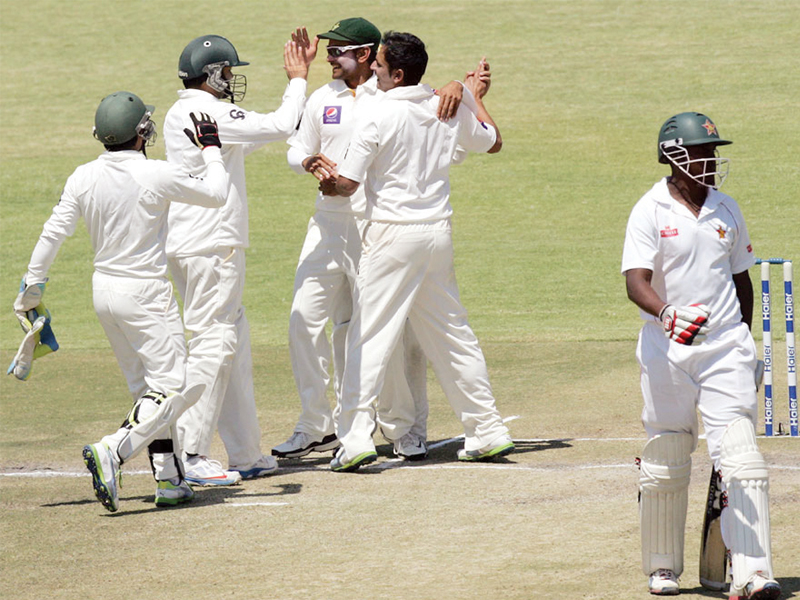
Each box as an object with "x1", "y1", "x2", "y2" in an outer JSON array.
[
  {"x1": 660, "y1": 303, "x2": 711, "y2": 345},
  {"x1": 183, "y1": 112, "x2": 221, "y2": 149}
]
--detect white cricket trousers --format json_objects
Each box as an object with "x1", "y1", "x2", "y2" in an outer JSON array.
[
  {"x1": 637, "y1": 321, "x2": 758, "y2": 466},
  {"x1": 169, "y1": 248, "x2": 262, "y2": 467},
  {"x1": 337, "y1": 219, "x2": 508, "y2": 458},
  {"x1": 92, "y1": 272, "x2": 186, "y2": 479},
  {"x1": 289, "y1": 211, "x2": 427, "y2": 441}
]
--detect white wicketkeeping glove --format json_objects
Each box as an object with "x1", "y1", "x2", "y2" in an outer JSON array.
[
  {"x1": 8, "y1": 277, "x2": 59, "y2": 381},
  {"x1": 13, "y1": 276, "x2": 46, "y2": 332},
  {"x1": 7, "y1": 315, "x2": 46, "y2": 380},
  {"x1": 659, "y1": 303, "x2": 711, "y2": 345}
]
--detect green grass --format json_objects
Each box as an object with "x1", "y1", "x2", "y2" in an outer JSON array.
[{"x1": 1, "y1": 1, "x2": 799, "y2": 599}]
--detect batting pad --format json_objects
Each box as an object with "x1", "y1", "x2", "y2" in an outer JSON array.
[
  {"x1": 720, "y1": 417, "x2": 774, "y2": 593},
  {"x1": 115, "y1": 383, "x2": 205, "y2": 463},
  {"x1": 639, "y1": 433, "x2": 693, "y2": 576}
]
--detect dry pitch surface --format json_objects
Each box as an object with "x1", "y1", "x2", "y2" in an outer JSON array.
[{"x1": 2, "y1": 344, "x2": 798, "y2": 600}]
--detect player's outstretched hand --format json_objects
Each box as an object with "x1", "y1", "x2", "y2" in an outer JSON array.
[
  {"x1": 660, "y1": 303, "x2": 710, "y2": 345},
  {"x1": 302, "y1": 153, "x2": 337, "y2": 182},
  {"x1": 183, "y1": 112, "x2": 221, "y2": 149},
  {"x1": 284, "y1": 39, "x2": 310, "y2": 80},
  {"x1": 465, "y1": 56, "x2": 491, "y2": 100},
  {"x1": 291, "y1": 27, "x2": 319, "y2": 64}
]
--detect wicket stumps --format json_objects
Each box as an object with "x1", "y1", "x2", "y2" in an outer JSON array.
[{"x1": 757, "y1": 258, "x2": 797, "y2": 437}]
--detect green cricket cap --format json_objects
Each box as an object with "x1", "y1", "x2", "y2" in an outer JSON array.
[{"x1": 318, "y1": 18, "x2": 381, "y2": 47}]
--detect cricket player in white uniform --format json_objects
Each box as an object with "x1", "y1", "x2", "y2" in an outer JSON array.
[
  {"x1": 13, "y1": 92, "x2": 230, "y2": 512},
  {"x1": 164, "y1": 34, "x2": 311, "y2": 485},
  {"x1": 622, "y1": 112, "x2": 780, "y2": 598},
  {"x1": 329, "y1": 32, "x2": 513, "y2": 472},
  {"x1": 276, "y1": 18, "x2": 470, "y2": 461}
]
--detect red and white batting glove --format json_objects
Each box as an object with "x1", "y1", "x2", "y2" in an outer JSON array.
[{"x1": 659, "y1": 303, "x2": 711, "y2": 345}]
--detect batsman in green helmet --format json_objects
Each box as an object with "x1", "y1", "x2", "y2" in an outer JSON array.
[{"x1": 621, "y1": 113, "x2": 781, "y2": 598}]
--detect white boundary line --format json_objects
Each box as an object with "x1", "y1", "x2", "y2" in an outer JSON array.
[{"x1": 225, "y1": 502, "x2": 289, "y2": 507}]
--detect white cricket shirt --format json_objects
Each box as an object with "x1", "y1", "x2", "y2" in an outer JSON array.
[
  {"x1": 621, "y1": 178, "x2": 756, "y2": 329},
  {"x1": 287, "y1": 76, "x2": 383, "y2": 216},
  {"x1": 164, "y1": 80, "x2": 306, "y2": 257},
  {"x1": 25, "y1": 148, "x2": 228, "y2": 283},
  {"x1": 338, "y1": 83, "x2": 497, "y2": 223}
]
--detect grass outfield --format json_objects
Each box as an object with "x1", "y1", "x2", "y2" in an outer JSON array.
[{"x1": 1, "y1": 1, "x2": 799, "y2": 598}]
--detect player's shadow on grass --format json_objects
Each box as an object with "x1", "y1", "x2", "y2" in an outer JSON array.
[
  {"x1": 683, "y1": 576, "x2": 799, "y2": 596},
  {"x1": 270, "y1": 437, "x2": 573, "y2": 474},
  {"x1": 43, "y1": 482, "x2": 303, "y2": 516},
  {"x1": 372, "y1": 437, "x2": 571, "y2": 466}
]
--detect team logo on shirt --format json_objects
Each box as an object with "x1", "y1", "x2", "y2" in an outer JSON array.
[
  {"x1": 702, "y1": 119, "x2": 717, "y2": 136},
  {"x1": 323, "y1": 106, "x2": 341, "y2": 124},
  {"x1": 716, "y1": 226, "x2": 727, "y2": 239},
  {"x1": 660, "y1": 227, "x2": 679, "y2": 238},
  {"x1": 747, "y1": 244, "x2": 753, "y2": 253}
]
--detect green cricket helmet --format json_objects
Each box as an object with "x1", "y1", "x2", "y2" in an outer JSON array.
[
  {"x1": 93, "y1": 91, "x2": 156, "y2": 147},
  {"x1": 178, "y1": 34, "x2": 248, "y2": 102},
  {"x1": 657, "y1": 112, "x2": 732, "y2": 189}
]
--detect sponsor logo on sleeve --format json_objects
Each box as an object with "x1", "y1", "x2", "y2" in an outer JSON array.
[
  {"x1": 323, "y1": 106, "x2": 341, "y2": 124},
  {"x1": 660, "y1": 227, "x2": 679, "y2": 238}
]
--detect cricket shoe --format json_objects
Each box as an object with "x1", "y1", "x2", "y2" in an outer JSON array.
[
  {"x1": 183, "y1": 455, "x2": 242, "y2": 486},
  {"x1": 330, "y1": 448, "x2": 377, "y2": 472},
  {"x1": 271, "y1": 431, "x2": 340, "y2": 458},
  {"x1": 82, "y1": 442, "x2": 121, "y2": 513},
  {"x1": 730, "y1": 572, "x2": 781, "y2": 600},
  {"x1": 393, "y1": 433, "x2": 428, "y2": 461},
  {"x1": 457, "y1": 434, "x2": 515, "y2": 462},
  {"x1": 155, "y1": 479, "x2": 194, "y2": 508},
  {"x1": 648, "y1": 569, "x2": 680, "y2": 595},
  {"x1": 229, "y1": 455, "x2": 279, "y2": 479}
]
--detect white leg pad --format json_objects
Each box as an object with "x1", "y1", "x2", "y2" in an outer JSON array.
[
  {"x1": 116, "y1": 383, "x2": 205, "y2": 463},
  {"x1": 639, "y1": 433, "x2": 693, "y2": 576},
  {"x1": 720, "y1": 417, "x2": 774, "y2": 592}
]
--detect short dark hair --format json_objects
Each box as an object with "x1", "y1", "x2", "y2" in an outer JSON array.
[
  {"x1": 183, "y1": 74, "x2": 207, "y2": 90},
  {"x1": 104, "y1": 136, "x2": 139, "y2": 152},
  {"x1": 380, "y1": 31, "x2": 427, "y2": 86}
]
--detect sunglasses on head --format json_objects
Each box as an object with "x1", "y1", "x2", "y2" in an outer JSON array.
[{"x1": 326, "y1": 43, "x2": 374, "y2": 57}]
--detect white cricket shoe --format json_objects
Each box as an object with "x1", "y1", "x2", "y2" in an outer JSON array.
[
  {"x1": 230, "y1": 455, "x2": 279, "y2": 479},
  {"x1": 271, "y1": 431, "x2": 340, "y2": 458},
  {"x1": 738, "y1": 572, "x2": 781, "y2": 600},
  {"x1": 183, "y1": 455, "x2": 242, "y2": 486},
  {"x1": 648, "y1": 569, "x2": 680, "y2": 595},
  {"x1": 393, "y1": 433, "x2": 428, "y2": 461},
  {"x1": 457, "y1": 434, "x2": 515, "y2": 462},
  {"x1": 82, "y1": 442, "x2": 120, "y2": 513},
  {"x1": 155, "y1": 479, "x2": 194, "y2": 507}
]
